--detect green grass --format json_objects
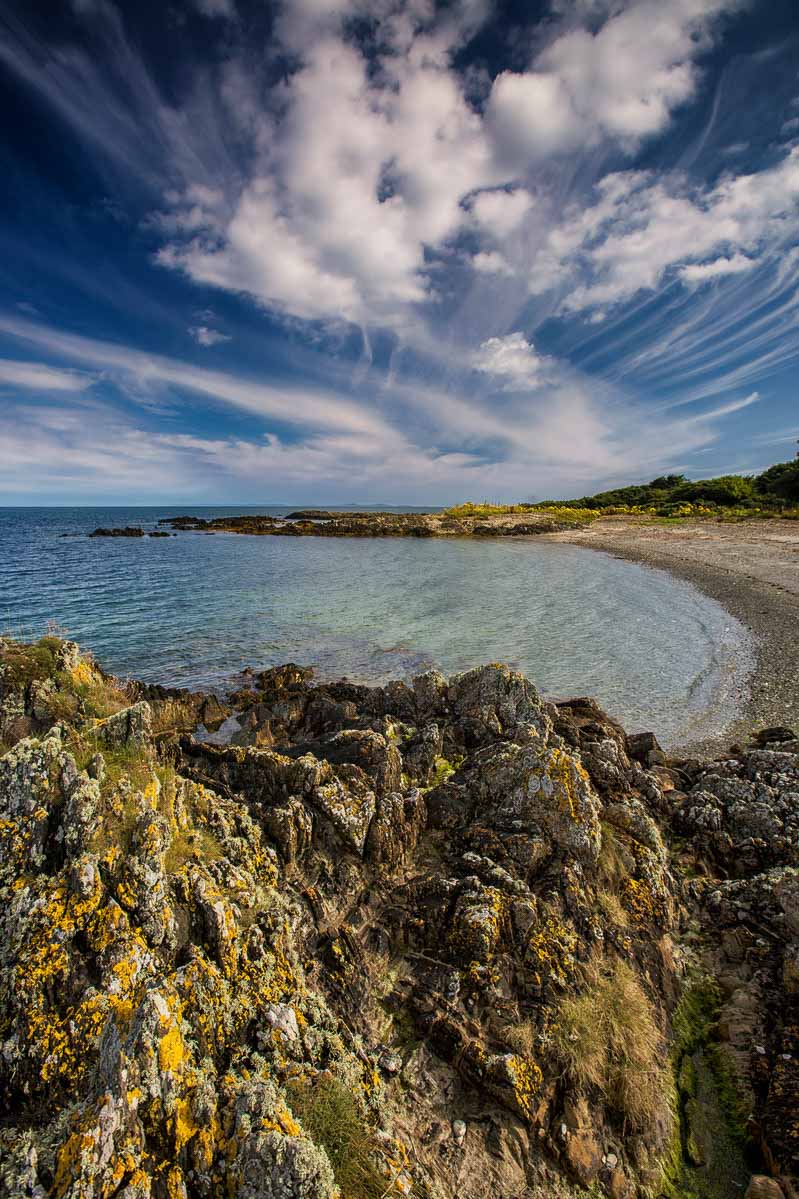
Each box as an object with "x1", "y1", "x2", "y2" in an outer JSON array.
[{"x1": 0, "y1": 636, "x2": 62, "y2": 689}]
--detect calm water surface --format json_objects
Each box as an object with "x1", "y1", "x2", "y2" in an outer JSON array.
[{"x1": 0, "y1": 506, "x2": 753, "y2": 747}]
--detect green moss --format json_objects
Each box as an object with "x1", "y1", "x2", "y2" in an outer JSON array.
[{"x1": 661, "y1": 977, "x2": 752, "y2": 1199}]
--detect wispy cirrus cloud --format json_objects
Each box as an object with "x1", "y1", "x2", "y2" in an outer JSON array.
[
  {"x1": 0, "y1": 311, "x2": 763, "y2": 501},
  {"x1": 531, "y1": 147, "x2": 799, "y2": 316},
  {"x1": 0, "y1": 359, "x2": 92, "y2": 391},
  {"x1": 0, "y1": 0, "x2": 795, "y2": 503}
]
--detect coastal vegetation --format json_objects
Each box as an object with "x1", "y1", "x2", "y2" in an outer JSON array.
[{"x1": 445, "y1": 456, "x2": 799, "y2": 522}]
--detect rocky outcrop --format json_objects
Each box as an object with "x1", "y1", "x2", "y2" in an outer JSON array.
[
  {"x1": 0, "y1": 636, "x2": 796, "y2": 1199},
  {"x1": 89, "y1": 527, "x2": 145, "y2": 537},
  {"x1": 155, "y1": 511, "x2": 582, "y2": 539}
]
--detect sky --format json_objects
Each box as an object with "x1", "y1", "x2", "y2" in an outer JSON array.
[{"x1": 0, "y1": 0, "x2": 798, "y2": 505}]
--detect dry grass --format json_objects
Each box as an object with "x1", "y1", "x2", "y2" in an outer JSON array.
[
  {"x1": 163, "y1": 824, "x2": 225, "y2": 874},
  {"x1": 286, "y1": 1078, "x2": 387, "y2": 1199},
  {"x1": 597, "y1": 822, "x2": 633, "y2": 886},
  {"x1": 69, "y1": 673, "x2": 130, "y2": 720},
  {"x1": 552, "y1": 957, "x2": 668, "y2": 1132},
  {"x1": 149, "y1": 697, "x2": 199, "y2": 736},
  {"x1": 505, "y1": 1018, "x2": 537, "y2": 1057},
  {"x1": 596, "y1": 888, "x2": 630, "y2": 928}
]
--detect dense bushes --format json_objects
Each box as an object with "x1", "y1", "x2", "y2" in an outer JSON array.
[
  {"x1": 531, "y1": 458, "x2": 799, "y2": 515},
  {"x1": 755, "y1": 458, "x2": 799, "y2": 502},
  {"x1": 444, "y1": 458, "x2": 799, "y2": 521}
]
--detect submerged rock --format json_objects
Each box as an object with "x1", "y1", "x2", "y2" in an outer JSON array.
[{"x1": 88, "y1": 526, "x2": 145, "y2": 537}]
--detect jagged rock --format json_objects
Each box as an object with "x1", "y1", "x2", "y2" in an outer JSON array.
[
  {"x1": 89, "y1": 526, "x2": 145, "y2": 537},
  {"x1": 754, "y1": 728, "x2": 797, "y2": 747},
  {"x1": 402, "y1": 721, "x2": 444, "y2": 784},
  {"x1": 468, "y1": 739, "x2": 602, "y2": 868},
  {"x1": 447, "y1": 663, "x2": 552, "y2": 747},
  {"x1": 92, "y1": 701, "x2": 152, "y2": 747},
  {"x1": 264, "y1": 1003, "x2": 300, "y2": 1041},
  {"x1": 1, "y1": 636, "x2": 796, "y2": 1199}
]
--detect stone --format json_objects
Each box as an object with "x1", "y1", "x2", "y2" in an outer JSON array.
[
  {"x1": 92, "y1": 700, "x2": 152, "y2": 747},
  {"x1": 264, "y1": 1003, "x2": 300, "y2": 1041},
  {"x1": 744, "y1": 1177, "x2": 785, "y2": 1199}
]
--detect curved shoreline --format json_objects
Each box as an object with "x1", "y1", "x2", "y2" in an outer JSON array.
[{"x1": 552, "y1": 520, "x2": 799, "y2": 755}]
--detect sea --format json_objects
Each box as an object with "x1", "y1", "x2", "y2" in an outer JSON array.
[{"x1": 0, "y1": 506, "x2": 754, "y2": 748}]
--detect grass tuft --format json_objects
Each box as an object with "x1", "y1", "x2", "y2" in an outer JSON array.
[
  {"x1": 287, "y1": 1077, "x2": 388, "y2": 1199},
  {"x1": 552, "y1": 957, "x2": 668, "y2": 1133}
]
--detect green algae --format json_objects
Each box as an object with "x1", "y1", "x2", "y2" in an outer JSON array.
[{"x1": 662, "y1": 977, "x2": 752, "y2": 1199}]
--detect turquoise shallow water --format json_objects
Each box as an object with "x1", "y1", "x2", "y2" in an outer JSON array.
[{"x1": 0, "y1": 506, "x2": 753, "y2": 747}]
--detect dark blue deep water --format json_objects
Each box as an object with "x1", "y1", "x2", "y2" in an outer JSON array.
[{"x1": 0, "y1": 507, "x2": 753, "y2": 746}]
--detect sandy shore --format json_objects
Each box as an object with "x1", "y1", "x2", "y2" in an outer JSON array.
[{"x1": 552, "y1": 517, "x2": 799, "y2": 754}]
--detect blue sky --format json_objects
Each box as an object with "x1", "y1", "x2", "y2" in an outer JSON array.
[{"x1": 0, "y1": 0, "x2": 798, "y2": 504}]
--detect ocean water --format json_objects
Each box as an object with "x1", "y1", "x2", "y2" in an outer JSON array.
[{"x1": 0, "y1": 506, "x2": 753, "y2": 747}]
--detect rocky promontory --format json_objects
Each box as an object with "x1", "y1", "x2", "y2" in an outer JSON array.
[
  {"x1": 157, "y1": 511, "x2": 578, "y2": 538},
  {"x1": 0, "y1": 635, "x2": 797, "y2": 1199}
]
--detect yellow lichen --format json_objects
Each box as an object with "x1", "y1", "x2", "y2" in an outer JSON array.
[{"x1": 159, "y1": 1022, "x2": 186, "y2": 1073}]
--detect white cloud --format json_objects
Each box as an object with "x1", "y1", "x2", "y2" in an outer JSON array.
[
  {"x1": 487, "y1": 0, "x2": 742, "y2": 164},
  {"x1": 468, "y1": 188, "x2": 533, "y2": 236},
  {"x1": 679, "y1": 253, "x2": 755, "y2": 283},
  {"x1": 531, "y1": 147, "x2": 799, "y2": 312},
  {"x1": 0, "y1": 0, "x2": 746, "y2": 339},
  {"x1": 0, "y1": 359, "x2": 91, "y2": 391},
  {"x1": 154, "y1": 0, "x2": 742, "y2": 330},
  {"x1": 471, "y1": 251, "x2": 515, "y2": 276},
  {"x1": 188, "y1": 325, "x2": 231, "y2": 346},
  {"x1": 473, "y1": 332, "x2": 548, "y2": 388},
  {"x1": 159, "y1": 25, "x2": 498, "y2": 326}
]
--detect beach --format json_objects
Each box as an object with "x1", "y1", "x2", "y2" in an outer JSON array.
[{"x1": 553, "y1": 517, "x2": 799, "y2": 753}]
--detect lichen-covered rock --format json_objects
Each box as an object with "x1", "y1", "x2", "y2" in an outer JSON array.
[
  {"x1": 468, "y1": 739, "x2": 602, "y2": 867},
  {"x1": 447, "y1": 663, "x2": 552, "y2": 747},
  {"x1": 2, "y1": 636, "x2": 796, "y2": 1199},
  {"x1": 91, "y1": 700, "x2": 152, "y2": 747}
]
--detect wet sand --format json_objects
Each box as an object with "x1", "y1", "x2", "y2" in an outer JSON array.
[{"x1": 552, "y1": 518, "x2": 799, "y2": 755}]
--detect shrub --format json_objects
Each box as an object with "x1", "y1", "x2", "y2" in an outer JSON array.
[
  {"x1": 672, "y1": 475, "x2": 755, "y2": 506},
  {"x1": 0, "y1": 636, "x2": 61, "y2": 689},
  {"x1": 286, "y1": 1078, "x2": 388, "y2": 1199},
  {"x1": 552, "y1": 957, "x2": 668, "y2": 1133},
  {"x1": 756, "y1": 458, "x2": 799, "y2": 502}
]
